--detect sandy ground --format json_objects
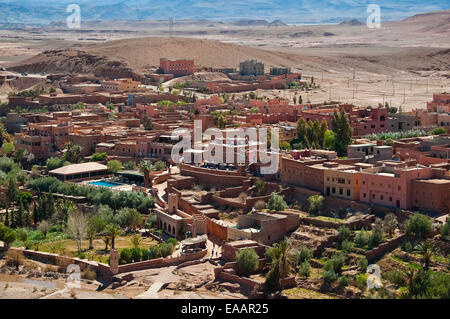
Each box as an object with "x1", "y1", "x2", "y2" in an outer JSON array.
[{"x1": 1, "y1": 11, "x2": 449, "y2": 109}]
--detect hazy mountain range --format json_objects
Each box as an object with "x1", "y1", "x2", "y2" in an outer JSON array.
[{"x1": 0, "y1": 0, "x2": 449, "y2": 25}]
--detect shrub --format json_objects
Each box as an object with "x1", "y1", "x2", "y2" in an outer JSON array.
[
  {"x1": 357, "y1": 257, "x2": 368, "y2": 272},
  {"x1": 5, "y1": 250, "x2": 24, "y2": 271},
  {"x1": 131, "y1": 247, "x2": 141, "y2": 263},
  {"x1": 90, "y1": 152, "x2": 107, "y2": 162},
  {"x1": 440, "y1": 221, "x2": 450, "y2": 241},
  {"x1": 298, "y1": 261, "x2": 311, "y2": 278},
  {"x1": 253, "y1": 200, "x2": 266, "y2": 211},
  {"x1": 341, "y1": 240, "x2": 354, "y2": 253},
  {"x1": 0, "y1": 224, "x2": 16, "y2": 246},
  {"x1": 338, "y1": 226, "x2": 352, "y2": 243},
  {"x1": 46, "y1": 157, "x2": 65, "y2": 170},
  {"x1": 338, "y1": 275, "x2": 351, "y2": 287},
  {"x1": 354, "y1": 229, "x2": 370, "y2": 248},
  {"x1": 356, "y1": 273, "x2": 368, "y2": 291},
  {"x1": 403, "y1": 241, "x2": 413, "y2": 253},
  {"x1": 167, "y1": 238, "x2": 177, "y2": 247},
  {"x1": 82, "y1": 268, "x2": 97, "y2": 281},
  {"x1": 323, "y1": 270, "x2": 338, "y2": 284},
  {"x1": 141, "y1": 248, "x2": 149, "y2": 261},
  {"x1": 130, "y1": 233, "x2": 143, "y2": 248},
  {"x1": 383, "y1": 270, "x2": 406, "y2": 287},
  {"x1": 266, "y1": 192, "x2": 286, "y2": 212},
  {"x1": 236, "y1": 248, "x2": 259, "y2": 277},
  {"x1": 296, "y1": 245, "x2": 313, "y2": 265},
  {"x1": 324, "y1": 253, "x2": 345, "y2": 274},
  {"x1": 307, "y1": 195, "x2": 324, "y2": 215},
  {"x1": 368, "y1": 227, "x2": 383, "y2": 249},
  {"x1": 405, "y1": 213, "x2": 432, "y2": 238},
  {"x1": 429, "y1": 127, "x2": 447, "y2": 135},
  {"x1": 119, "y1": 248, "x2": 133, "y2": 265}
]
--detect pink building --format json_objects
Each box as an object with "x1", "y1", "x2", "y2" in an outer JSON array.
[
  {"x1": 159, "y1": 58, "x2": 194, "y2": 76},
  {"x1": 359, "y1": 165, "x2": 434, "y2": 209}
]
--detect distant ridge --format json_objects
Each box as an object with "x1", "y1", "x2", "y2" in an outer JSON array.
[{"x1": 339, "y1": 19, "x2": 364, "y2": 26}]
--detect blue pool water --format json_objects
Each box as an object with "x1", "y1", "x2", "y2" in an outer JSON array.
[{"x1": 89, "y1": 181, "x2": 121, "y2": 188}]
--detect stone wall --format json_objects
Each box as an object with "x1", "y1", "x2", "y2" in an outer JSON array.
[
  {"x1": 365, "y1": 234, "x2": 406, "y2": 261},
  {"x1": 116, "y1": 249, "x2": 208, "y2": 274},
  {"x1": 0, "y1": 246, "x2": 112, "y2": 280}
]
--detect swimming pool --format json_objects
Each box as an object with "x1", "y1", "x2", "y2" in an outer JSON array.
[{"x1": 88, "y1": 181, "x2": 122, "y2": 188}]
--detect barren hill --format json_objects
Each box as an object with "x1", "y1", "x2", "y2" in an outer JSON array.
[
  {"x1": 390, "y1": 10, "x2": 450, "y2": 34},
  {"x1": 9, "y1": 37, "x2": 322, "y2": 77}
]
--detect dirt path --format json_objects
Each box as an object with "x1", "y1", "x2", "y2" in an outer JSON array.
[{"x1": 133, "y1": 266, "x2": 177, "y2": 299}]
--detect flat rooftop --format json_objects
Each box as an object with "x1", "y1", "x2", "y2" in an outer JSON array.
[{"x1": 49, "y1": 162, "x2": 107, "y2": 175}]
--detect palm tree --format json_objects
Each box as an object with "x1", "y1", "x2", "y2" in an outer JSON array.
[
  {"x1": 139, "y1": 160, "x2": 153, "y2": 188},
  {"x1": 415, "y1": 241, "x2": 438, "y2": 271},
  {"x1": 105, "y1": 223, "x2": 122, "y2": 249},
  {"x1": 405, "y1": 269, "x2": 417, "y2": 298},
  {"x1": 265, "y1": 240, "x2": 291, "y2": 291}
]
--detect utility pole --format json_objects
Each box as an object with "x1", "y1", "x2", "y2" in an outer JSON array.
[{"x1": 169, "y1": 18, "x2": 174, "y2": 37}]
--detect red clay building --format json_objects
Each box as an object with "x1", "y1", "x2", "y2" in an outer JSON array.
[{"x1": 159, "y1": 58, "x2": 194, "y2": 76}]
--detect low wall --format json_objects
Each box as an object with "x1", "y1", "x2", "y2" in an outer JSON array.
[
  {"x1": 365, "y1": 234, "x2": 406, "y2": 261},
  {"x1": 116, "y1": 248, "x2": 207, "y2": 274},
  {"x1": 0, "y1": 246, "x2": 111, "y2": 280},
  {"x1": 299, "y1": 214, "x2": 374, "y2": 230},
  {"x1": 152, "y1": 172, "x2": 171, "y2": 186}
]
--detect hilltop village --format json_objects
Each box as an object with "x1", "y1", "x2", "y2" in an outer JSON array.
[{"x1": 0, "y1": 57, "x2": 449, "y2": 299}]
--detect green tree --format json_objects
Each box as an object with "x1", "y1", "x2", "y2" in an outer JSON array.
[
  {"x1": 296, "y1": 117, "x2": 308, "y2": 146},
  {"x1": 254, "y1": 179, "x2": 265, "y2": 196},
  {"x1": 307, "y1": 195, "x2": 324, "y2": 216},
  {"x1": 142, "y1": 116, "x2": 154, "y2": 130},
  {"x1": 324, "y1": 253, "x2": 345, "y2": 274},
  {"x1": 90, "y1": 152, "x2": 108, "y2": 162},
  {"x1": 107, "y1": 160, "x2": 122, "y2": 173},
  {"x1": 0, "y1": 123, "x2": 12, "y2": 147},
  {"x1": 1, "y1": 142, "x2": 15, "y2": 156},
  {"x1": 105, "y1": 223, "x2": 122, "y2": 249},
  {"x1": 331, "y1": 109, "x2": 352, "y2": 156},
  {"x1": 123, "y1": 161, "x2": 137, "y2": 170},
  {"x1": 414, "y1": 241, "x2": 437, "y2": 271},
  {"x1": 130, "y1": 233, "x2": 143, "y2": 249},
  {"x1": 265, "y1": 241, "x2": 291, "y2": 292},
  {"x1": 405, "y1": 213, "x2": 432, "y2": 239},
  {"x1": 338, "y1": 225, "x2": 351, "y2": 243},
  {"x1": 63, "y1": 142, "x2": 82, "y2": 163},
  {"x1": 266, "y1": 192, "x2": 287, "y2": 212},
  {"x1": 46, "y1": 157, "x2": 65, "y2": 170},
  {"x1": 236, "y1": 248, "x2": 259, "y2": 277},
  {"x1": 323, "y1": 129, "x2": 336, "y2": 150},
  {"x1": 139, "y1": 160, "x2": 153, "y2": 188}
]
